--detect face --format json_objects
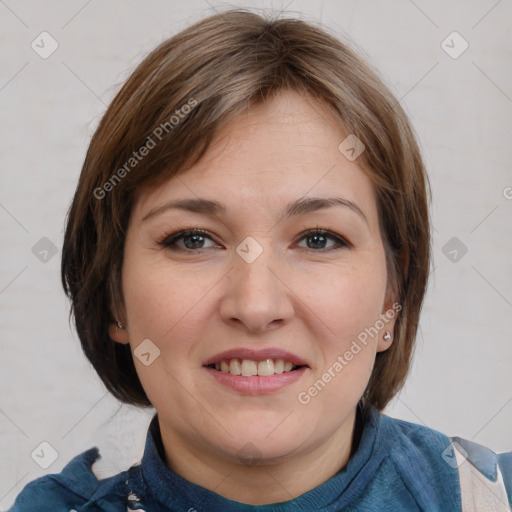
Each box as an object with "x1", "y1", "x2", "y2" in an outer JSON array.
[{"x1": 110, "y1": 90, "x2": 397, "y2": 467}]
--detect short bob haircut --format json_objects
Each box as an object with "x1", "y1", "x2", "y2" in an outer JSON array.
[{"x1": 61, "y1": 9, "x2": 431, "y2": 411}]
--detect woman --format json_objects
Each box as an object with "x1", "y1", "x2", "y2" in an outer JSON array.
[{"x1": 8, "y1": 9, "x2": 511, "y2": 511}]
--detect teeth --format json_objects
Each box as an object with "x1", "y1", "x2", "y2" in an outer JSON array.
[
  {"x1": 274, "y1": 359, "x2": 284, "y2": 373},
  {"x1": 284, "y1": 361, "x2": 293, "y2": 372},
  {"x1": 241, "y1": 359, "x2": 257, "y2": 376},
  {"x1": 229, "y1": 359, "x2": 242, "y2": 375},
  {"x1": 213, "y1": 358, "x2": 300, "y2": 376},
  {"x1": 258, "y1": 359, "x2": 274, "y2": 376}
]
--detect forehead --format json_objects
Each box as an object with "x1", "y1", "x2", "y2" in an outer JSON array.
[{"x1": 133, "y1": 90, "x2": 379, "y2": 227}]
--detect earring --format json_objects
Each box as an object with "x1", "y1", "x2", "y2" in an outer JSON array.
[
  {"x1": 117, "y1": 321, "x2": 123, "y2": 329},
  {"x1": 383, "y1": 331, "x2": 392, "y2": 341}
]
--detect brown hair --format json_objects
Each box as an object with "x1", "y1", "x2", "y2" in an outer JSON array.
[{"x1": 61, "y1": 8, "x2": 431, "y2": 410}]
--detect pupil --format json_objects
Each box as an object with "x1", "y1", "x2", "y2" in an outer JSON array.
[
  {"x1": 186, "y1": 235, "x2": 203, "y2": 249},
  {"x1": 309, "y1": 234, "x2": 325, "y2": 249},
  {"x1": 183, "y1": 234, "x2": 327, "y2": 250}
]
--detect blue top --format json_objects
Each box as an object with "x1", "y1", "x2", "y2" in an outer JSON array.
[{"x1": 6, "y1": 405, "x2": 512, "y2": 511}]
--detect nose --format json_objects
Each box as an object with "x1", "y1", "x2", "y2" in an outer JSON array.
[{"x1": 219, "y1": 245, "x2": 295, "y2": 333}]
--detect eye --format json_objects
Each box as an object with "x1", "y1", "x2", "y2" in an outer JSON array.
[
  {"x1": 158, "y1": 227, "x2": 350, "y2": 253},
  {"x1": 158, "y1": 229, "x2": 220, "y2": 252},
  {"x1": 295, "y1": 228, "x2": 350, "y2": 251}
]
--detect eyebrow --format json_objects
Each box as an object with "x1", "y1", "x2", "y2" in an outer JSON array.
[{"x1": 142, "y1": 196, "x2": 368, "y2": 226}]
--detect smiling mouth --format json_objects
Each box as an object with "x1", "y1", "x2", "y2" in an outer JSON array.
[{"x1": 206, "y1": 358, "x2": 307, "y2": 377}]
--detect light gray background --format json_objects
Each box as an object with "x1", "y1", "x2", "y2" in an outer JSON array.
[{"x1": 1, "y1": 0, "x2": 511, "y2": 508}]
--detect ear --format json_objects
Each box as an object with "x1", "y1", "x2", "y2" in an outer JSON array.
[
  {"x1": 376, "y1": 248, "x2": 408, "y2": 353},
  {"x1": 108, "y1": 322, "x2": 130, "y2": 345}
]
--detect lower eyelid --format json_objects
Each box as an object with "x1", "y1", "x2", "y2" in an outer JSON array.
[
  {"x1": 297, "y1": 234, "x2": 348, "y2": 250},
  {"x1": 160, "y1": 232, "x2": 218, "y2": 250},
  {"x1": 159, "y1": 229, "x2": 349, "y2": 251}
]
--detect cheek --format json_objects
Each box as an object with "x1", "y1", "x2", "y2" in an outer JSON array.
[
  {"x1": 121, "y1": 262, "x2": 208, "y2": 402},
  {"x1": 122, "y1": 253, "x2": 201, "y2": 335},
  {"x1": 299, "y1": 257, "x2": 387, "y2": 342},
  {"x1": 296, "y1": 269, "x2": 383, "y2": 417},
  {"x1": 121, "y1": 256, "x2": 220, "y2": 382},
  {"x1": 294, "y1": 253, "x2": 387, "y2": 406}
]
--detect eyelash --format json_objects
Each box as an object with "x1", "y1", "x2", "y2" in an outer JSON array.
[{"x1": 157, "y1": 226, "x2": 350, "y2": 253}]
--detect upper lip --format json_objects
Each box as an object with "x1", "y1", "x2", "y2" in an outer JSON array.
[{"x1": 202, "y1": 348, "x2": 310, "y2": 367}]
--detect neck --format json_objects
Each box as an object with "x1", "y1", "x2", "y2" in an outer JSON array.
[{"x1": 157, "y1": 405, "x2": 363, "y2": 505}]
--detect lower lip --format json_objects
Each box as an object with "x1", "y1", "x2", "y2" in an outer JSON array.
[{"x1": 203, "y1": 367, "x2": 308, "y2": 394}]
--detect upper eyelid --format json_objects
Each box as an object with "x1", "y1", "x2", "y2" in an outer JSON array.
[{"x1": 160, "y1": 228, "x2": 349, "y2": 248}]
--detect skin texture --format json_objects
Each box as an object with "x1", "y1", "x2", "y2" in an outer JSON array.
[{"x1": 109, "y1": 90, "x2": 398, "y2": 504}]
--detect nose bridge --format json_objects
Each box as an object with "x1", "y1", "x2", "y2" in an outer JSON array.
[
  {"x1": 220, "y1": 236, "x2": 294, "y2": 331},
  {"x1": 234, "y1": 235, "x2": 281, "y2": 303}
]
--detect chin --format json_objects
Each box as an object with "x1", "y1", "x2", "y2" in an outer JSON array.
[
  {"x1": 219, "y1": 436, "x2": 306, "y2": 466},
  {"x1": 211, "y1": 421, "x2": 315, "y2": 462}
]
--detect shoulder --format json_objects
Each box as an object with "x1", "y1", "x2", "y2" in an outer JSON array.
[
  {"x1": 6, "y1": 447, "x2": 131, "y2": 511},
  {"x1": 377, "y1": 411, "x2": 512, "y2": 509},
  {"x1": 378, "y1": 412, "x2": 457, "y2": 478},
  {"x1": 451, "y1": 436, "x2": 512, "y2": 509}
]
